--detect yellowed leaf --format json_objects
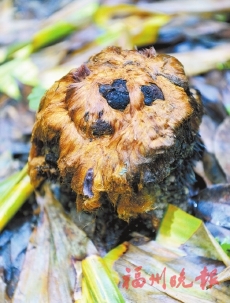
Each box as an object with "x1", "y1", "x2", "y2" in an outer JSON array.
[
  {"x1": 112, "y1": 205, "x2": 230, "y2": 302},
  {"x1": 171, "y1": 44, "x2": 230, "y2": 76},
  {"x1": 114, "y1": 241, "x2": 230, "y2": 303},
  {"x1": 103, "y1": 242, "x2": 129, "y2": 284},
  {"x1": 157, "y1": 205, "x2": 230, "y2": 267},
  {"x1": 94, "y1": 4, "x2": 170, "y2": 47}
]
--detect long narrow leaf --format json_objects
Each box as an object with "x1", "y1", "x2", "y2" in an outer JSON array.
[
  {"x1": 0, "y1": 164, "x2": 29, "y2": 204},
  {"x1": 0, "y1": 167, "x2": 34, "y2": 231},
  {"x1": 82, "y1": 255, "x2": 125, "y2": 303}
]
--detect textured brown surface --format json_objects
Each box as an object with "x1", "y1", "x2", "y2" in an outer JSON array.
[{"x1": 28, "y1": 46, "x2": 203, "y2": 220}]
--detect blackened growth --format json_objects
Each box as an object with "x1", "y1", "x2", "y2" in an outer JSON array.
[
  {"x1": 92, "y1": 120, "x2": 114, "y2": 137},
  {"x1": 99, "y1": 79, "x2": 130, "y2": 110},
  {"x1": 45, "y1": 153, "x2": 58, "y2": 166},
  {"x1": 141, "y1": 84, "x2": 164, "y2": 106}
]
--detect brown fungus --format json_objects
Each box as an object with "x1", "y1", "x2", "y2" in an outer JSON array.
[{"x1": 28, "y1": 46, "x2": 203, "y2": 221}]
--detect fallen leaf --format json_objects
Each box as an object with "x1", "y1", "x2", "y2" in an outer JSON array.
[
  {"x1": 202, "y1": 150, "x2": 227, "y2": 184},
  {"x1": 114, "y1": 242, "x2": 228, "y2": 303},
  {"x1": 192, "y1": 184, "x2": 230, "y2": 230},
  {"x1": 216, "y1": 265, "x2": 230, "y2": 284},
  {"x1": 194, "y1": 160, "x2": 213, "y2": 186},
  {"x1": 42, "y1": 0, "x2": 99, "y2": 28},
  {"x1": 0, "y1": 58, "x2": 38, "y2": 100},
  {"x1": 0, "y1": 276, "x2": 10, "y2": 303},
  {"x1": 199, "y1": 115, "x2": 218, "y2": 154},
  {"x1": 114, "y1": 205, "x2": 230, "y2": 302},
  {"x1": 94, "y1": 4, "x2": 170, "y2": 47},
  {"x1": 12, "y1": 185, "x2": 95, "y2": 303},
  {"x1": 156, "y1": 205, "x2": 202, "y2": 247},
  {"x1": 214, "y1": 116, "x2": 230, "y2": 181},
  {"x1": 171, "y1": 44, "x2": 230, "y2": 76},
  {"x1": 201, "y1": 222, "x2": 230, "y2": 259},
  {"x1": 0, "y1": 166, "x2": 34, "y2": 231},
  {"x1": 103, "y1": 242, "x2": 129, "y2": 284},
  {"x1": 27, "y1": 86, "x2": 47, "y2": 111},
  {"x1": 32, "y1": 21, "x2": 76, "y2": 51},
  {"x1": 82, "y1": 255, "x2": 125, "y2": 303},
  {"x1": 138, "y1": 0, "x2": 230, "y2": 14}
]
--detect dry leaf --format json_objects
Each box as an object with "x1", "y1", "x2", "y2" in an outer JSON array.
[
  {"x1": 192, "y1": 184, "x2": 230, "y2": 230},
  {"x1": 12, "y1": 185, "x2": 95, "y2": 303},
  {"x1": 214, "y1": 116, "x2": 230, "y2": 181},
  {"x1": 202, "y1": 150, "x2": 227, "y2": 184},
  {"x1": 114, "y1": 242, "x2": 229, "y2": 303},
  {"x1": 114, "y1": 205, "x2": 230, "y2": 302},
  {"x1": 94, "y1": 4, "x2": 170, "y2": 47},
  {"x1": 157, "y1": 205, "x2": 230, "y2": 266},
  {"x1": 0, "y1": 276, "x2": 10, "y2": 303},
  {"x1": 216, "y1": 265, "x2": 230, "y2": 284},
  {"x1": 138, "y1": 0, "x2": 230, "y2": 14},
  {"x1": 171, "y1": 44, "x2": 230, "y2": 76},
  {"x1": 199, "y1": 115, "x2": 219, "y2": 154}
]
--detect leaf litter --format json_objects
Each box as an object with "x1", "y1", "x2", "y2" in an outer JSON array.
[
  {"x1": 214, "y1": 117, "x2": 230, "y2": 181},
  {"x1": 3, "y1": 188, "x2": 230, "y2": 302},
  {"x1": 114, "y1": 205, "x2": 230, "y2": 303},
  {"x1": 1, "y1": 0, "x2": 230, "y2": 302},
  {"x1": 11, "y1": 184, "x2": 95, "y2": 303}
]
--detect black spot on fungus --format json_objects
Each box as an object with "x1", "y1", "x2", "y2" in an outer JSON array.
[
  {"x1": 99, "y1": 79, "x2": 130, "y2": 110},
  {"x1": 157, "y1": 73, "x2": 189, "y2": 91},
  {"x1": 45, "y1": 153, "x2": 58, "y2": 166},
  {"x1": 141, "y1": 84, "x2": 164, "y2": 106},
  {"x1": 91, "y1": 120, "x2": 114, "y2": 137}
]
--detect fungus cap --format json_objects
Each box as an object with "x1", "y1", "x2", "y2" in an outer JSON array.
[{"x1": 29, "y1": 46, "x2": 203, "y2": 220}]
